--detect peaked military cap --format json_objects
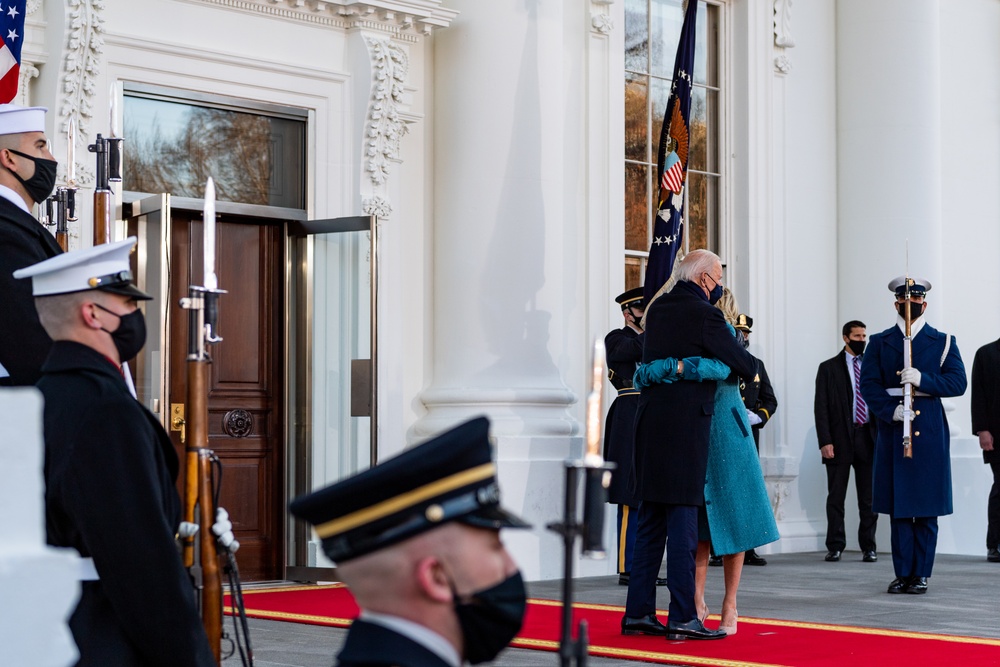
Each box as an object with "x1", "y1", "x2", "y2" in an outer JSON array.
[
  {"x1": 888, "y1": 276, "x2": 932, "y2": 297},
  {"x1": 289, "y1": 416, "x2": 531, "y2": 563},
  {"x1": 734, "y1": 314, "x2": 753, "y2": 332},
  {"x1": 615, "y1": 287, "x2": 645, "y2": 310},
  {"x1": 13, "y1": 236, "x2": 152, "y2": 300},
  {"x1": 0, "y1": 104, "x2": 47, "y2": 135}
]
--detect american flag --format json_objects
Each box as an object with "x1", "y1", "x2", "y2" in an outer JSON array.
[
  {"x1": 0, "y1": 1, "x2": 27, "y2": 104},
  {"x1": 643, "y1": 0, "x2": 698, "y2": 304}
]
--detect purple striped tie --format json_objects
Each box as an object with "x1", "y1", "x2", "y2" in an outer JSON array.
[{"x1": 854, "y1": 355, "x2": 868, "y2": 424}]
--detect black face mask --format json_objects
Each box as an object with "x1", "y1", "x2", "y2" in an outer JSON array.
[
  {"x1": 708, "y1": 283, "x2": 723, "y2": 305},
  {"x1": 453, "y1": 570, "x2": 527, "y2": 664},
  {"x1": 896, "y1": 302, "x2": 924, "y2": 320},
  {"x1": 740, "y1": 333, "x2": 751, "y2": 349},
  {"x1": 7, "y1": 149, "x2": 57, "y2": 204},
  {"x1": 95, "y1": 304, "x2": 147, "y2": 363},
  {"x1": 847, "y1": 340, "x2": 866, "y2": 356}
]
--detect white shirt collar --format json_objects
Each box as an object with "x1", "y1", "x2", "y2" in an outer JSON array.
[
  {"x1": 360, "y1": 610, "x2": 462, "y2": 667},
  {"x1": 896, "y1": 314, "x2": 926, "y2": 338},
  {"x1": 0, "y1": 183, "x2": 31, "y2": 213}
]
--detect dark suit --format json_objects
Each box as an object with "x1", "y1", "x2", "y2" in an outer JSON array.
[
  {"x1": 814, "y1": 349, "x2": 878, "y2": 553},
  {"x1": 40, "y1": 341, "x2": 215, "y2": 666},
  {"x1": 337, "y1": 619, "x2": 453, "y2": 667},
  {"x1": 859, "y1": 323, "x2": 966, "y2": 578},
  {"x1": 625, "y1": 281, "x2": 757, "y2": 623},
  {"x1": 741, "y1": 357, "x2": 776, "y2": 450},
  {"x1": 0, "y1": 195, "x2": 62, "y2": 385},
  {"x1": 970, "y1": 339, "x2": 1000, "y2": 550},
  {"x1": 603, "y1": 325, "x2": 643, "y2": 575}
]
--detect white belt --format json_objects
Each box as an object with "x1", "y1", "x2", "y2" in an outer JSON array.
[
  {"x1": 78, "y1": 557, "x2": 100, "y2": 581},
  {"x1": 885, "y1": 388, "x2": 930, "y2": 397}
]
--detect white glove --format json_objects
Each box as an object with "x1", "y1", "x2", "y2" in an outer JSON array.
[
  {"x1": 900, "y1": 367, "x2": 922, "y2": 387},
  {"x1": 212, "y1": 508, "x2": 240, "y2": 553},
  {"x1": 892, "y1": 405, "x2": 915, "y2": 422},
  {"x1": 177, "y1": 521, "x2": 199, "y2": 539},
  {"x1": 746, "y1": 409, "x2": 763, "y2": 426}
]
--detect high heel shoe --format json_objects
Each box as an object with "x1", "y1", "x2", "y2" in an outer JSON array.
[
  {"x1": 696, "y1": 603, "x2": 709, "y2": 623},
  {"x1": 718, "y1": 610, "x2": 738, "y2": 636}
]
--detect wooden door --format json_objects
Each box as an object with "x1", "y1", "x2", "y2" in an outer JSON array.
[{"x1": 168, "y1": 212, "x2": 285, "y2": 581}]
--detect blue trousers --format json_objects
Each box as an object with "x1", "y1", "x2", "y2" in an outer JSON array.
[
  {"x1": 890, "y1": 515, "x2": 938, "y2": 577},
  {"x1": 624, "y1": 502, "x2": 697, "y2": 623},
  {"x1": 616, "y1": 504, "x2": 638, "y2": 574}
]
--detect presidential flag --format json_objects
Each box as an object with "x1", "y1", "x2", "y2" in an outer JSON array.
[
  {"x1": 0, "y1": 0, "x2": 26, "y2": 103},
  {"x1": 643, "y1": 0, "x2": 698, "y2": 304}
]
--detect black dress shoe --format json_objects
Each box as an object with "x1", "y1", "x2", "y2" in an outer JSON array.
[
  {"x1": 655, "y1": 577, "x2": 668, "y2": 586},
  {"x1": 824, "y1": 550, "x2": 841, "y2": 562},
  {"x1": 708, "y1": 555, "x2": 723, "y2": 567},
  {"x1": 887, "y1": 576, "x2": 911, "y2": 594},
  {"x1": 862, "y1": 550, "x2": 878, "y2": 563},
  {"x1": 744, "y1": 550, "x2": 767, "y2": 566},
  {"x1": 621, "y1": 614, "x2": 667, "y2": 636},
  {"x1": 988, "y1": 547, "x2": 1000, "y2": 563},
  {"x1": 618, "y1": 573, "x2": 630, "y2": 586},
  {"x1": 906, "y1": 576, "x2": 928, "y2": 594},
  {"x1": 665, "y1": 618, "x2": 727, "y2": 641}
]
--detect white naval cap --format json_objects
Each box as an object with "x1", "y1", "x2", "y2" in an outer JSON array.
[
  {"x1": 13, "y1": 237, "x2": 152, "y2": 300},
  {"x1": 887, "y1": 276, "x2": 932, "y2": 297},
  {"x1": 0, "y1": 104, "x2": 47, "y2": 135}
]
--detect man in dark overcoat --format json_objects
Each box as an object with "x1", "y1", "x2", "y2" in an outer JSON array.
[
  {"x1": 621, "y1": 249, "x2": 757, "y2": 641},
  {"x1": 16, "y1": 238, "x2": 217, "y2": 666},
  {"x1": 291, "y1": 417, "x2": 531, "y2": 667},
  {"x1": 814, "y1": 319, "x2": 878, "y2": 564},
  {"x1": 603, "y1": 286, "x2": 645, "y2": 585},
  {"x1": 970, "y1": 338, "x2": 1000, "y2": 563},
  {"x1": 0, "y1": 104, "x2": 62, "y2": 386},
  {"x1": 859, "y1": 276, "x2": 966, "y2": 595}
]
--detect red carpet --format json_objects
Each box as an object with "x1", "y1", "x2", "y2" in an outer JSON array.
[{"x1": 225, "y1": 584, "x2": 1000, "y2": 666}]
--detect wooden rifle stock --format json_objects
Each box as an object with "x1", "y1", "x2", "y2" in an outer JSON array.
[
  {"x1": 93, "y1": 189, "x2": 112, "y2": 246},
  {"x1": 902, "y1": 282, "x2": 914, "y2": 459}
]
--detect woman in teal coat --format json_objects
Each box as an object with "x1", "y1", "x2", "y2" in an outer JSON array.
[{"x1": 634, "y1": 289, "x2": 778, "y2": 635}]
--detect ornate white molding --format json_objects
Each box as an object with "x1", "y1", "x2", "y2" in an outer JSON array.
[
  {"x1": 761, "y1": 455, "x2": 799, "y2": 522},
  {"x1": 16, "y1": 62, "x2": 39, "y2": 106},
  {"x1": 590, "y1": 0, "x2": 613, "y2": 35},
  {"x1": 362, "y1": 195, "x2": 392, "y2": 217},
  {"x1": 773, "y1": 0, "x2": 794, "y2": 48},
  {"x1": 774, "y1": 54, "x2": 791, "y2": 75},
  {"x1": 26, "y1": 0, "x2": 41, "y2": 14},
  {"x1": 180, "y1": 0, "x2": 457, "y2": 39},
  {"x1": 61, "y1": 0, "x2": 105, "y2": 144},
  {"x1": 363, "y1": 36, "x2": 408, "y2": 187}
]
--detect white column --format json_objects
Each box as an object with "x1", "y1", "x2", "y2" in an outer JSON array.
[{"x1": 837, "y1": 0, "x2": 943, "y2": 320}]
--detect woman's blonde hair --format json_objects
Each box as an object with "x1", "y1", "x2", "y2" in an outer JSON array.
[{"x1": 715, "y1": 287, "x2": 739, "y2": 326}]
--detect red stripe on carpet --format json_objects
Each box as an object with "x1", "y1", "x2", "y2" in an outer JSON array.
[{"x1": 225, "y1": 585, "x2": 1000, "y2": 666}]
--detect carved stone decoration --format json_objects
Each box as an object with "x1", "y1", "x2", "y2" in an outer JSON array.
[
  {"x1": 591, "y1": 12, "x2": 613, "y2": 35},
  {"x1": 363, "y1": 36, "x2": 408, "y2": 187},
  {"x1": 16, "y1": 62, "x2": 39, "y2": 107},
  {"x1": 26, "y1": 0, "x2": 40, "y2": 15},
  {"x1": 773, "y1": 0, "x2": 795, "y2": 48},
  {"x1": 223, "y1": 409, "x2": 254, "y2": 438},
  {"x1": 62, "y1": 0, "x2": 106, "y2": 145},
  {"x1": 362, "y1": 195, "x2": 392, "y2": 217},
  {"x1": 774, "y1": 55, "x2": 792, "y2": 75}
]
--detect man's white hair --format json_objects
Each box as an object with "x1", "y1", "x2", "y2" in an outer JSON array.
[{"x1": 676, "y1": 249, "x2": 721, "y2": 282}]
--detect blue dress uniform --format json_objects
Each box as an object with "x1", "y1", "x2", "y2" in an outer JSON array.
[
  {"x1": 859, "y1": 284, "x2": 966, "y2": 589},
  {"x1": 603, "y1": 289, "x2": 645, "y2": 581}
]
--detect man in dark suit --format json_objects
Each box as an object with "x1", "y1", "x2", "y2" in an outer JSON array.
[
  {"x1": 859, "y1": 277, "x2": 966, "y2": 595},
  {"x1": 621, "y1": 249, "x2": 757, "y2": 641},
  {"x1": 604, "y1": 287, "x2": 645, "y2": 585},
  {"x1": 814, "y1": 320, "x2": 878, "y2": 564},
  {"x1": 0, "y1": 104, "x2": 63, "y2": 386},
  {"x1": 970, "y1": 338, "x2": 1000, "y2": 563},
  {"x1": 291, "y1": 417, "x2": 530, "y2": 667},
  {"x1": 18, "y1": 238, "x2": 220, "y2": 665}
]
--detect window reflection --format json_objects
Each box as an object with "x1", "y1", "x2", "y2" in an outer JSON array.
[{"x1": 124, "y1": 95, "x2": 305, "y2": 209}]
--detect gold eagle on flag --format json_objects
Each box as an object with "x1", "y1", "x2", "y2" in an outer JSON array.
[{"x1": 658, "y1": 100, "x2": 690, "y2": 206}]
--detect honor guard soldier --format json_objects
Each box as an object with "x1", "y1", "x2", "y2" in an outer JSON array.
[
  {"x1": 733, "y1": 313, "x2": 775, "y2": 567},
  {"x1": 290, "y1": 416, "x2": 531, "y2": 667},
  {"x1": 859, "y1": 276, "x2": 967, "y2": 595},
  {"x1": 604, "y1": 287, "x2": 646, "y2": 586},
  {"x1": 0, "y1": 104, "x2": 62, "y2": 386},
  {"x1": 16, "y1": 239, "x2": 232, "y2": 666}
]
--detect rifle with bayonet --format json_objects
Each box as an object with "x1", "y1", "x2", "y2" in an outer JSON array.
[
  {"x1": 901, "y1": 276, "x2": 915, "y2": 458},
  {"x1": 87, "y1": 131, "x2": 122, "y2": 246}
]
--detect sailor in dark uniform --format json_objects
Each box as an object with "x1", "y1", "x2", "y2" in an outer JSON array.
[
  {"x1": 0, "y1": 104, "x2": 62, "y2": 386},
  {"x1": 859, "y1": 276, "x2": 967, "y2": 595},
  {"x1": 604, "y1": 287, "x2": 645, "y2": 585},
  {"x1": 735, "y1": 314, "x2": 776, "y2": 567},
  {"x1": 16, "y1": 239, "x2": 230, "y2": 666},
  {"x1": 291, "y1": 417, "x2": 531, "y2": 667}
]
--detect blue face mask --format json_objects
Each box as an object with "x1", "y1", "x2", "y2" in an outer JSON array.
[{"x1": 704, "y1": 273, "x2": 724, "y2": 305}]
